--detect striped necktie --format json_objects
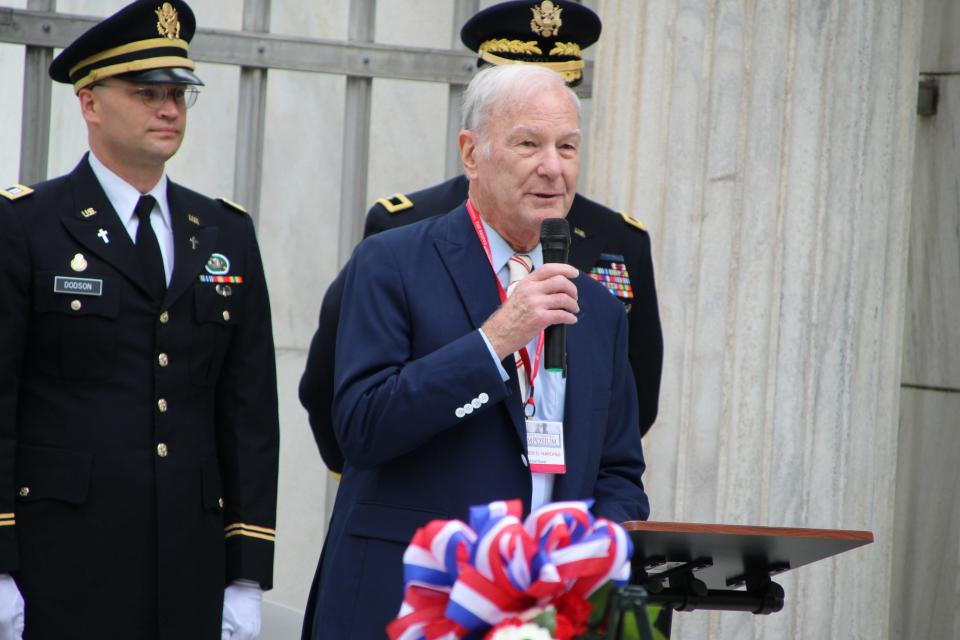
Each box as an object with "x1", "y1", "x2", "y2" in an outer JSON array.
[{"x1": 506, "y1": 254, "x2": 533, "y2": 403}]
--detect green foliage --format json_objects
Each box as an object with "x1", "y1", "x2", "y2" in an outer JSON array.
[
  {"x1": 581, "y1": 585, "x2": 656, "y2": 640},
  {"x1": 531, "y1": 607, "x2": 557, "y2": 634}
]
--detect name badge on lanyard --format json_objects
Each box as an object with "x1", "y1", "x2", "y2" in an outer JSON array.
[
  {"x1": 526, "y1": 419, "x2": 566, "y2": 474},
  {"x1": 465, "y1": 200, "x2": 544, "y2": 416}
]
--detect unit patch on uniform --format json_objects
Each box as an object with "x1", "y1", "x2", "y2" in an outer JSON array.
[
  {"x1": 589, "y1": 253, "x2": 634, "y2": 300},
  {"x1": 54, "y1": 276, "x2": 103, "y2": 296},
  {"x1": 205, "y1": 253, "x2": 230, "y2": 275}
]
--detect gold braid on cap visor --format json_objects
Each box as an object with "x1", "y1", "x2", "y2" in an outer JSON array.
[{"x1": 478, "y1": 39, "x2": 584, "y2": 83}]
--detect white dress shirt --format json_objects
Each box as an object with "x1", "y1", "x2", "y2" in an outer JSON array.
[{"x1": 88, "y1": 151, "x2": 174, "y2": 284}]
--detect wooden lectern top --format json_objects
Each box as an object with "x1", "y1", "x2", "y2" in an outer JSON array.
[{"x1": 622, "y1": 520, "x2": 873, "y2": 591}]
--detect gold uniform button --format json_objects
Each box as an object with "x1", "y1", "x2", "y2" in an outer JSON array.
[
  {"x1": 217, "y1": 497, "x2": 224, "y2": 509},
  {"x1": 156, "y1": 442, "x2": 168, "y2": 458},
  {"x1": 222, "y1": 310, "x2": 231, "y2": 322},
  {"x1": 159, "y1": 311, "x2": 170, "y2": 324},
  {"x1": 70, "y1": 299, "x2": 82, "y2": 311},
  {"x1": 158, "y1": 353, "x2": 169, "y2": 367},
  {"x1": 157, "y1": 398, "x2": 168, "y2": 413},
  {"x1": 18, "y1": 487, "x2": 29, "y2": 497}
]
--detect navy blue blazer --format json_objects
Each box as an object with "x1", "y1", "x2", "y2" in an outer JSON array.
[{"x1": 303, "y1": 205, "x2": 649, "y2": 639}]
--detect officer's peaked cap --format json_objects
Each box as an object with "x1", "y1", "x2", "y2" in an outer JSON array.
[
  {"x1": 460, "y1": 0, "x2": 601, "y2": 87},
  {"x1": 50, "y1": 0, "x2": 202, "y2": 93}
]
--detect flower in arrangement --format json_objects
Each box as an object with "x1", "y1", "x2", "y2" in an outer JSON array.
[
  {"x1": 486, "y1": 620, "x2": 554, "y2": 640},
  {"x1": 387, "y1": 499, "x2": 647, "y2": 640}
]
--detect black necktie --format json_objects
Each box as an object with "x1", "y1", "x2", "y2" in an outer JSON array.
[{"x1": 134, "y1": 195, "x2": 166, "y2": 300}]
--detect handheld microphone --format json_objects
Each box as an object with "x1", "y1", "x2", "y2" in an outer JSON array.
[{"x1": 541, "y1": 218, "x2": 571, "y2": 377}]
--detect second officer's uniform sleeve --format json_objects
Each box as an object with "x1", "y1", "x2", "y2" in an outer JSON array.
[
  {"x1": 215, "y1": 213, "x2": 280, "y2": 588},
  {"x1": 299, "y1": 269, "x2": 347, "y2": 474}
]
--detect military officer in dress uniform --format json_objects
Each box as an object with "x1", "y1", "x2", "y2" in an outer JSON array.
[
  {"x1": 300, "y1": 0, "x2": 664, "y2": 475},
  {"x1": 0, "y1": 2, "x2": 279, "y2": 639}
]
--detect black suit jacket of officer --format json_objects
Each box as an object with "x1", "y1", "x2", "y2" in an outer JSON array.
[
  {"x1": 0, "y1": 155, "x2": 280, "y2": 640},
  {"x1": 300, "y1": 174, "x2": 663, "y2": 474}
]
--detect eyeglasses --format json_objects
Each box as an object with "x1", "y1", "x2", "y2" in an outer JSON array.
[{"x1": 91, "y1": 83, "x2": 200, "y2": 110}]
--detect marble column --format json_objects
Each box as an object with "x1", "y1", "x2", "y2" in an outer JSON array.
[
  {"x1": 586, "y1": 1, "x2": 923, "y2": 637},
  {"x1": 891, "y1": 0, "x2": 960, "y2": 636}
]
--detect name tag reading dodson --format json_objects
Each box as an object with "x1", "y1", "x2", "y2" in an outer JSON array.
[{"x1": 54, "y1": 276, "x2": 103, "y2": 296}]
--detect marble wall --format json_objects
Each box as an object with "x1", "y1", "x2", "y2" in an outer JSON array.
[
  {"x1": 587, "y1": 1, "x2": 922, "y2": 637},
  {"x1": 891, "y1": 0, "x2": 960, "y2": 635}
]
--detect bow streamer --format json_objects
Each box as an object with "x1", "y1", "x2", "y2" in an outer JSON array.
[{"x1": 387, "y1": 499, "x2": 633, "y2": 639}]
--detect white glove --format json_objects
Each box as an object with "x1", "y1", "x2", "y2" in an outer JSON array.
[
  {"x1": 0, "y1": 574, "x2": 24, "y2": 640},
  {"x1": 221, "y1": 579, "x2": 263, "y2": 640}
]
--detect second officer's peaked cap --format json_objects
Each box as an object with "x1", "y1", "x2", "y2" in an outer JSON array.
[
  {"x1": 49, "y1": 0, "x2": 202, "y2": 93},
  {"x1": 460, "y1": 0, "x2": 601, "y2": 87}
]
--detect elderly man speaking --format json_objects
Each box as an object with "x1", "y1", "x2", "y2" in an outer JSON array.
[{"x1": 303, "y1": 65, "x2": 649, "y2": 639}]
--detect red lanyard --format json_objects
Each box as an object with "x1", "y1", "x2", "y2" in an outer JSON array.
[{"x1": 466, "y1": 201, "x2": 543, "y2": 414}]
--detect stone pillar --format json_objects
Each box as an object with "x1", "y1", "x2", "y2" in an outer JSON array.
[
  {"x1": 891, "y1": 0, "x2": 960, "y2": 636},
  {"x1": 586, "y1": 1, "x2": 922, "y2": 637}
]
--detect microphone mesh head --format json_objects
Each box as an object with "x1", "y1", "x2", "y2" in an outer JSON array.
[{"x1": 541, "y1": 218, "x2": 570, "y2": 240}]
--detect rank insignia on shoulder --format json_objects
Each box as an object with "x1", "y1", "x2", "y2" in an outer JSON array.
[
  {"x1": 376, "y1": 192, "x2": 414, "y2": 214},
  {"x1": 619, "y1": 212, "x2": 646, "y2": 232},
  {"x1": 589, "y1": 253, "x2": 634, "y2": 301},
  {"x1": 217, "y1": 197, "x2": 247, "y2": 214},
  {"x1": 1, "y1": 184, "x2": 34, "y2": 201}
]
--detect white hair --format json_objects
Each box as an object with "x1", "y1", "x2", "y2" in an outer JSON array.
[{"x1": 460, "y1": 64, "x2": 581, "y2": 150}]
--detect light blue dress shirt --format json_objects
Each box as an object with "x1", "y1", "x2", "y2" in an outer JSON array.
[{"x1": 475, "y1": 218, "x2": 566, "y2": 511}]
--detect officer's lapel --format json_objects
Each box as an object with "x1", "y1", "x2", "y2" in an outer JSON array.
[
  {"x1": 60, "y1": 157, "x2": 151, "y2": 295},
  {"x1": 567, "y1": 206, "x2": 607, "y2": 272},
  {"x1": 164, "y1": 184, "x2": 218, "y2": 307},
  {"x1": 434, "y1": 206, "x2": 527, "y2": 442}
]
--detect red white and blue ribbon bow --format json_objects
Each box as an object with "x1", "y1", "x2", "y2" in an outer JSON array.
[{"x1": 387, "y1": 499, "x2": 633, "y2": 640}]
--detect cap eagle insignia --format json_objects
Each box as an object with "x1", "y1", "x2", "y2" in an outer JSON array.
[
  {"x1": 531, "y1": 1, "x2": 563, "y2": 38},
  {"x1": 155, "y1": 3, "x2": 181, "y2": 39}
]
